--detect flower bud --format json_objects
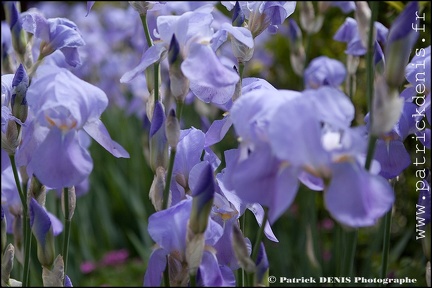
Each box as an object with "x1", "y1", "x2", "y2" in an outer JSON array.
[
  {"x1": 371, "y1": 74, "x2": 404, "y2": 136},
  {"x1": 61, "y1": 186, "x2": 76, "y2": 221},
  {"x1": 1, "y1": 244, "x2": 15, "y2": 287},
  {"x1": 165, "y1": 109, "x2": 180, "y2": 150},
  {"x1": 4, "y1": 2, "x2": 27, "y2": 60},
  {"x1": 168, "y1": 34, "x2": 189, "y2": 102},
  {"x1": 231, "y1": 224, "x2": 255, "y2": 273},
  {"x1": 189, "y1": 162, "x2": 215, "y2": 235},
  {"x1": 42, "y1": 255, "x2": 64, "y2": 287},
  {"x1": 29, "y1": 176, "x2": 46, "y2": 206},
  {"x1": 354, "y1": 1, "x2": 372, "y2": 49},
  {"x1": 384, "y1": 1, "x2": 419, "y2": 88},
  {"x1": 185, "y1": 224, "x2": 205, "y2": 276},
  {"x1": 11, "y1": 64, "x2": 29, "y2": 124},
  {"x1": 3, "y1": 119, "x2": 19, "y2": 155},
  {"x1": 149, "y1": 101, "x2": 168, "y2": 172},
  {"x1": 149, "y1": 166, "x2": 167, "y2": 211},
  {"x1": 29, "y1": 198, "x2": 55, "y2": 267},
  {"x1": 287, "y1": 19, "x2": 306, "y2": 76},
  {"x1": 129, "y1": 1, "x2": 161, "y2": 15},
  {"x1": 232, "y1": 1, "x2": 245, "y2": 27},
  {"x1": 299, "y1": 2, "x2": 323, "y2": 34}
]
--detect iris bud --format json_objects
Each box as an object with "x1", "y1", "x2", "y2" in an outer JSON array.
[
  {"x1": 1, "y1": 244, "x2": 15, "y2": 287},
  {"x1": 231, "y1": 224, "x2": 255, "y2": 273},
  {"x1": 165, "y1": 109, "x2": 180, "y2": 150},
  {"x1": 11, "y1": 64, "x2": 29, "y2": 124},
  {"x1": 168, "y1": 34, "x2": 189, "y2": 102},
  {"x1": 42, "y1": 255, "x2": 64, "y2": 287},
  {"x1": 30, "y1": 198, "x2": 55, "y2": 267}
]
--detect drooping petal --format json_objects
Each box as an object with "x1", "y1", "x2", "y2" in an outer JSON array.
[
  {"x1": 143, "y1": 248, "x2": 168, "y2": 287},
  {"x1": 248, "y1": 204, "x2": 278, "y2": 242},
  {"x1": 230, "y1": 144, "x2": 300, "y2": 223},
  {"x1": 374, "y1": 139, "x2": 411, "y2": 179},
  {"x1": 83, "y1": 119, "x2": 130, "y2": 158},
  {"x1": 29, "y1": 128, "x2": 93, "y2": 189},
  {"x1": 182, "y1": 44, "x2": 239, "y2": 87},
  {"x1": 204, "y1": 116, "x2": 233, "y2": 147},
  {"x1": 197, "y1": 251, "x2": 231, "y2": 287},
  {"x1": 324, "y1": 161, "x2": 394, "y2": 227},
  {"x1": 120, "y1": 43, "x2": 167, "y2": 83}
]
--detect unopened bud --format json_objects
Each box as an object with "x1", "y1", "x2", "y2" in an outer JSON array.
[
  {"x1": 355, "y1": 1, "x2": 372, "y2": 49},
  {"x1": 185, "y1": 224, "x2": 205, "y2": 276},
  {"x1": 231, "y1": 35, "x2": 254, "y2": 63},
  {"x1": 189, "y1": 162, "x2": 215, "y2": 234},
  {"x1": 371, "y1": 74, "x2": 404, "y2": 136},
  {"x1": 30, "y1": 198, "x2": 55, "y2": 267},
  {"x1": 165, "y1": 109, "x2": 180, "y2": 149},
  {"x1": 299, "y1": 2, "x2": 323, "y2": 34},
  {"x1": 29, "y1": 176, "x2": 46, "y2": 206},
  {"x1": 168, "y1": 35, "x2": 189, "y2": 101},
  {"x1": 1, "y1": 243, "x2": 15, "y2": 287},
  {"x1": 11, "y1": 64, "x2": 29, "y2": 123},
  {"x1": 384, "y1": 1, "x2": 419, "y2": 88},
  {"x1": 3, "y1": 119, "x2": 19, "y2": 155},
  {"x1": 232, "y1": 1, "x2": 245, "y2": 27},
  {"x1": 4, "y1": 2, "x2": 27, "y2": 60},
  {"x1": 61, "y1": 186, "x2": 76, "y2": 221},
  {"x1": 42, "y1": 255, "x2": 64, "y2": 287},
  {"x1": 129, "y1": 1, "x2": 161, "y2": 15},
  {"x1": 149, "y1": 166, "x2": 167, "y2": 211},
  {"x1": 149, "y1": 101, "x2": 168, "y2": 172},
  {"x1": 231, "y1": 224, "x2": 255, "y2": 273}
]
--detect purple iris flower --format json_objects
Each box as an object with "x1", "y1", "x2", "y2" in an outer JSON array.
[
  {"x1": 121, "y1": 8, "x2": 242, "y2": 105},
  {"x1": 333, "y1": 16, "x2": 388, "y2": 60},
  {"x1": 367, "y1": 102, "x2": 419, "y2": 179},
  {"x1": 1, "y1": 165, "x2": 63, "y2": 236},
  {"x1": 144, "y1": 197, "x2": 224, "y2": 286},
  {"x1": 20, "y1": 9, "x2": 85, "y2": 66},
  {"x1": 384, "y1": 1, "x2": 419, "y2": 88},
  {"x1": 16, "y1": 63, "x2": 129, "y2": 189},
  {"x1": 266, "y1": 87, "x2": 394, "y2": 227},
  {"x1": 303, "y1": 56, "x2": 347, "y2": 89},
  {"x1": 221, "y1": 1, "x2": 296, "y2": 37},
  {"x1": 170, "y1": 127, "x2": 221, "y2": 206}
]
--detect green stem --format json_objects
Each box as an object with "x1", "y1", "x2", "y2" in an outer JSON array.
[
  {"x1": 154, "y1": 63, "x2": 160, "y2": 103},
  {"x1": 140, "y1": 14, "x2": 153, "y2": 48},
  {"x1": 341, "y1": 229, "x2": 358, "y2": 279},
  {"x1": 162, "y1": 150, "x2": 176, "y2": 210},
  {"x1": 238, "y1": 62, "x2": 245, "y2": 79},
  {"x1": 9, "y1": 155, "x2": 31, "y2": 286},
  {"x1": 163, "y1": 254, "x2": 170, "y2": 287},
  {"x1": 303, "y1": 33, "x2": 312, "y2": 70},
  {"x1": 189, "y1": 272, "x2": 196, "y2": 287},
  {"x1": 62, "y1": 187, "x2": 71, "y2": 283},
  {"x1": 364, "y1": 134, "x2": 378, "y2": 170},
  {"x1": 176, "y1": 100, "x2": 184, "y2": 121},
  {"x1": 379, "y1": 210, "x2": 392, "y2": 284}
]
